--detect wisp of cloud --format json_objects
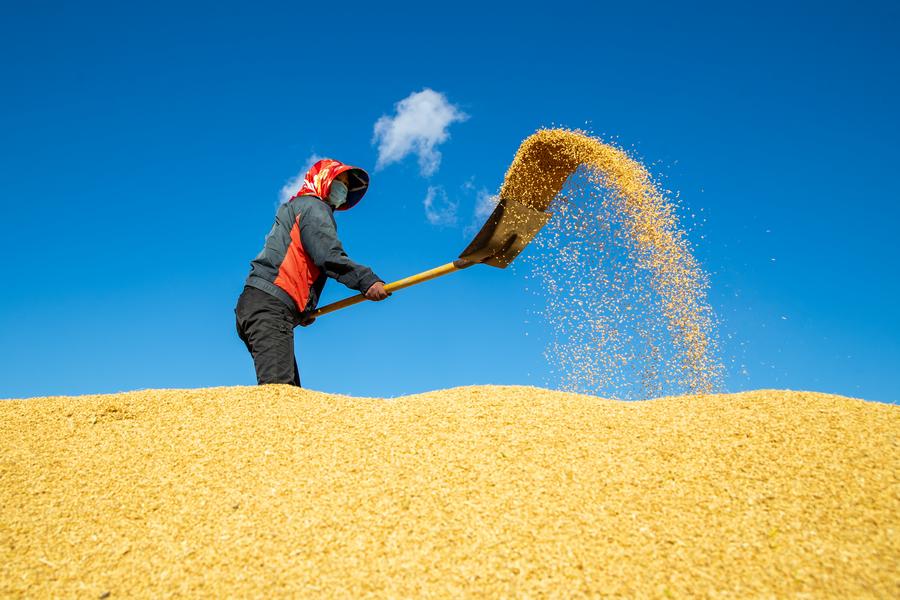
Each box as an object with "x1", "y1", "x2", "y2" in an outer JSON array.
[
  {"x1": 279, "y1": 153, "x2": 324, "y2": 204},
  {"x1": 422, "y1": 185, "x2": 459, "y2": 226}
]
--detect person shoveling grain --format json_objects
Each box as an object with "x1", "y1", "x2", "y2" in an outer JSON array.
[{"x1": 235, "y1": 159, "x2": 390, "y2": 387}]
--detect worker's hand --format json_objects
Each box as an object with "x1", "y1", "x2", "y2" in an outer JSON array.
[
  {"x1": 299, "y1": 316, "x2": 316, "y2": 327},
  {"x1": 365, "y1": 281, "x2": 390, "y2": 301}
]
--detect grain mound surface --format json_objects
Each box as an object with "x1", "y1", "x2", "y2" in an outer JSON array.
[{"x1": 2, "y1": 386, "x2": 897, "y2": 598}]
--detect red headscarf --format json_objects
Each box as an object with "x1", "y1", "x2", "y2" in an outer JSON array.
[{"x1": 291, "y1": 158, "x2": 370, "y2": 211}]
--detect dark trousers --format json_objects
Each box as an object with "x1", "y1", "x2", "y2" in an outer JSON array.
[{"x1": 235, "y1": 286, "x2": 301, "y2": 386}]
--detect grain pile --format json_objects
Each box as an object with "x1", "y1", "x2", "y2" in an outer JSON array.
[
  {"x1": 2, "y1": 385, "x2": 897, "y2": 598},
  {"x1": 502, "y1": 129, "x2": 721, "y2": 398}
]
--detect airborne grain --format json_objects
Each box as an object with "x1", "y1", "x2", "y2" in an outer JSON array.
[{"x1": 503, "y1": 129, "x2": 721, "y2": 397}]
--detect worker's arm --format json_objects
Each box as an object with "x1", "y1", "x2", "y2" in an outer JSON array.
[{"x1": 298, "y1": 200, "x2": 384, "y2": 296}]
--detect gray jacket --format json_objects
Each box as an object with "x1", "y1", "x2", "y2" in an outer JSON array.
[{"x1": 245, "y1": 196, "x2": 382, "y2": 323}]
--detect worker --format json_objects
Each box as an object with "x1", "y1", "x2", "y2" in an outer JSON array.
[{"x1": 235, "y1": 159, "x2": 389, "y2": 386}]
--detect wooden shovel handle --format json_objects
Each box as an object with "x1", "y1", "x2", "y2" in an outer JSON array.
[{"x1": 310, "y1": 258, "x2": 474, "y2": 318}]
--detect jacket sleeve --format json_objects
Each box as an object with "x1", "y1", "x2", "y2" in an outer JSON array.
[{"x1": 298, "y1": 200, "x2": 383, "y2": 294}]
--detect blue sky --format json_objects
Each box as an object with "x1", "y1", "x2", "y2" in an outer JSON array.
[{"x1": 1, "y1": 1, "x2": 898, "y2": 403}]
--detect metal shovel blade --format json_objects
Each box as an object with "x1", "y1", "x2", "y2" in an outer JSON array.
[{"x1": 458, "y1": 196, "x2": 552, "y2": 268}]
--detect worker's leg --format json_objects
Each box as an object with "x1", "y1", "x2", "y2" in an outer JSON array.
[{"x1": 235, "y1": 286, "x2": 302, "y2": 387}]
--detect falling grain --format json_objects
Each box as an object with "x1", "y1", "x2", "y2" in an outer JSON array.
[{"x1": 502, "y1": 128, "x2": 721, "y2": 398}]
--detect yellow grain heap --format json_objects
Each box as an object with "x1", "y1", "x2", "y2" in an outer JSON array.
[
  {"x1": 2, "y1": 385, "x2": 897, "y2": 597},
  {"x1": 502, "y1": 129, "x2": 721, "y2": 398}
]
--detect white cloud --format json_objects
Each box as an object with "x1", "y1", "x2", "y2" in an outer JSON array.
[
  {"x1": 373, "y1": 88, "x2": 468, "y2": 176},
  {"x1": 423, "y1": 185, "x2": 458, "y2": 226},
  {"x1": 463, "y1": 186, "x2": 500, "y2": 237},
  {"x1": 474, "y1": 188, "x2": 499, "y2": 220},
  {"x1": 279, "y1": 153, "x2": 323, "y2": 204}
]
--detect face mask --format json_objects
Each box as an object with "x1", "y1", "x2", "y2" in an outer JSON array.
[{"x1": 328, "y1": 180, "x2": 348, "y2": 209}]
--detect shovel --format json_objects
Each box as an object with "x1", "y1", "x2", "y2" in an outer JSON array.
[{"x1": 310, "y1": 196, "x2": 552, "y2": 318}]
